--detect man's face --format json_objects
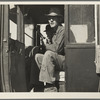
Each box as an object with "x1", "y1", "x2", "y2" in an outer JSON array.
[{"x1": 48, "y1": 16, "x2": 59, "y2": 28}]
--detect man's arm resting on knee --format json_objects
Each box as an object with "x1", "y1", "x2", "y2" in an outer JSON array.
[{"x1": 45, "y1": 28, "x2": 65, "y2": 54}]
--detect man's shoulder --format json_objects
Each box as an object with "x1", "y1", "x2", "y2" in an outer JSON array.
[
  {"x1": 57, "y1": 25, "x2": 65, "y2": 33},
  {"x1": 58, "y1": 25, "x2": 64, "y2": 29}
]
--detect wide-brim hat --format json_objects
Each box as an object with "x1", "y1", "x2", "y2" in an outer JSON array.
[{"x1": 45, "y1": 8, "x2": 63, "y2": 17}]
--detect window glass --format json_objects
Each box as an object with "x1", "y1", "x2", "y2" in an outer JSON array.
[
  {"x1": 9, "y1": 5, "x2": 17, "y2": 40},
  {"x1": 68, "y1": 5, "x2": 95, "y2": 43}
]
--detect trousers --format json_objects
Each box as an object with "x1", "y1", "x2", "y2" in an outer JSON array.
[{"x1": 35, "y1": 50, "x2": 65, "y2": 84}]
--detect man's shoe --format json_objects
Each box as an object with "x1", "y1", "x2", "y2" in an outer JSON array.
[
  {"x1": 44, "y1": 86, "x2": 57, "y2": 92},
  {"x1": 34, "y1": 85, "x2": 44, "y2": 92},
  {"x1": 28, "y1": 84, "x2": 34, "y2": 92}
]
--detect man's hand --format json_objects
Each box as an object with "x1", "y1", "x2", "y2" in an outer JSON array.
[{"x1": 42, "y1": 38, "x2": 47, "y2": 45}]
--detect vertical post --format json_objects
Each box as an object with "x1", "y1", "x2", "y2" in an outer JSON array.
[
  {"x1": 96, "y1": 5, "x2": 100, "y2": 92},
  {"x1": 1, "y1": 5, "x2": 12, "y2": 92},
  {"x1": 17, "y1": 6, "x2": 24, "y2": 43},
  {"x1": 97, "y1": 5, "x2": 100, "y2": 45},
  {"x1": 64, "y1": 5, "x2": 69, "y2": 92},
  {"x1": 33, "y1": 24, "x2": 36, "y2": 46},
  {"x1": 95, "y1": 4, "x2": 98, "y2": 46},
  {"x1": 64, "y1": 5, "x2": 69, "y2": 45},
  {"x1": 16, "y1": 5, "x2": 27, "y2": 91},
  {"x1": 36, "y1": 25, "x2": 40, "y2": 46},
  {"x1": 0, "y1": 5, "x2": 2, "y2": 91}
]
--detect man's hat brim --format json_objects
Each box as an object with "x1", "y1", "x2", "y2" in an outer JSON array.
[{"x1": 45, "y1": 12, "x2": 63, "y2": 17}]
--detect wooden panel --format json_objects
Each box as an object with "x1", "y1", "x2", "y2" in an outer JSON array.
[
  {"x1": 65, "y1": 43, "x2": 95, "y2": 49},
  {"x1": 9, "y1": 39, "x2": 27, "y2": 91},
  {"x1": 65, "y1": 45, "x2": 99, "y2": 92}
]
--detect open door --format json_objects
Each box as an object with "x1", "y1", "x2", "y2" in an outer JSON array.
[
  {"x1": 64, "y1": 5, "x2": 99, "y2": 92},
  {"x1": 9, "y1": 5, "x2": 27, "y2": 92},
  {"x1": 0, "y1": 5, "x2": 27, "y2": 92}
]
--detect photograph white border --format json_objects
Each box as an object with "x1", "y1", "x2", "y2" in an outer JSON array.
[{"x1": 0, "y1": 1, "x2": 100, "y2": 99}]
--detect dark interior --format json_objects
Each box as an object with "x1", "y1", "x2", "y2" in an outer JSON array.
[{"x1": 10, "y1": 5, "x2": 64, "y2": 24}]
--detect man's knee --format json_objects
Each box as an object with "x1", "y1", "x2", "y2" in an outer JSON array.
[
  {"x1": 44, "y1": 50, "x2": 55, "y2": 57},
  {"x1": 35, "y1": 54, "x2": 38, "y2": 62},
  {"x1": 35, "y1": 54, "x2": 41, "y2": 62}
]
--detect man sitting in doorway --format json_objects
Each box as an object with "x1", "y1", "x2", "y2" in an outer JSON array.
[
  {"x1": 35, "y1": 8, "x2": 65, "y2": 92},
  {"x1": 27, "y1": 24, "x2": 54, "y2": 92}
]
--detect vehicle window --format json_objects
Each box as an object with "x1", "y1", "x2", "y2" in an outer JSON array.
[
  {"x1": 68, "y1": 5, "x2": 95, "y2": 43},
  {"x1": 9, "y1": 5, "x2": 17, "y2": 40}
]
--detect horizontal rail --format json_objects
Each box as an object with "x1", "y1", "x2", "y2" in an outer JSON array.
[
  {"x1": 65, "y1": 43, "x2": 95, "y2": 49},
  {"x1": 24, "y1": 33, "x2": 34, "y2": 40}
]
